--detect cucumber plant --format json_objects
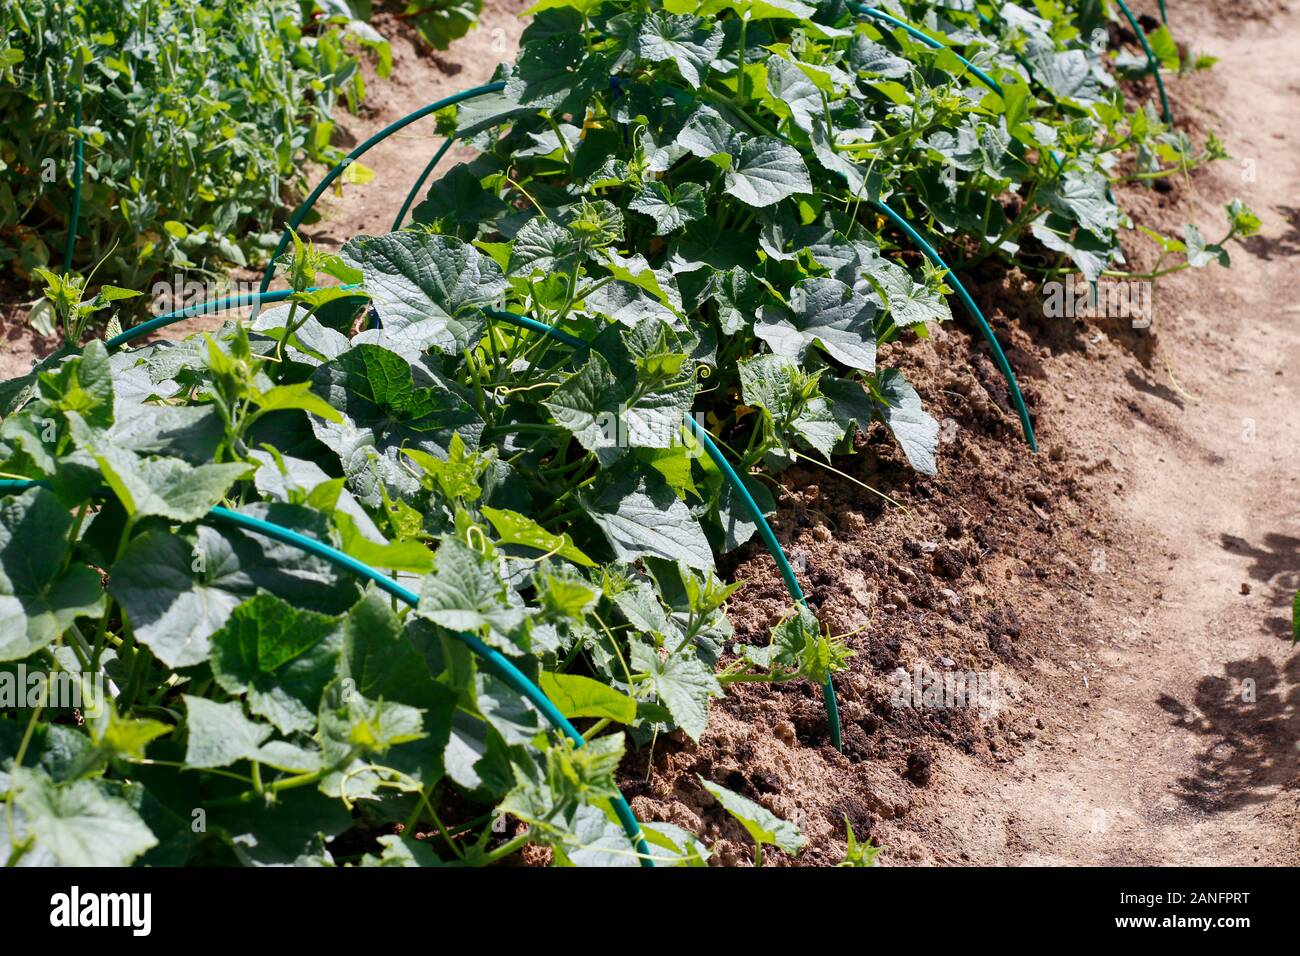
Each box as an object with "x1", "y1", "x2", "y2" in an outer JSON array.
[{"x1": 0, "y1": 0, "x2": 391, "y2": 292}]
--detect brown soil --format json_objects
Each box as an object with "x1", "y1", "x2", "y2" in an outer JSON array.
[{"x1": 623, "y1": 0, "x2": 1300, "y2": 866}]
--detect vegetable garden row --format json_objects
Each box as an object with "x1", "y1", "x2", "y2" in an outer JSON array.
[{"x1": 0, "y1": 0, "x2": 1258, "y2": 866}]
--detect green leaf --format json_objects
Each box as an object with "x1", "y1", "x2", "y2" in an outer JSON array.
[
  {"x1": 1184, "y1": 223, "x2": 1227, "y2": 268},
  {"x1": 413, "y1": 163, "x2": 506, "y2": 231},
  {"x1": 539, "y1": 671, "x2": 638, "y2": 723},
  {"x1": 1147, "y1": 25, "x2": 1181, "y2": 71},
  {"x1": 0, "y1": 487, "x2": 103, "y2": 662},
  {"x1": 481, "y1": 506, "x2": 595, "y2": 566},
  {"x1": 1292, "y1": 590, "x2": 1299, "y2": 645},
  {"x1": 583, "y1": 466, "x2": 714, "y2": 571},
  {"x1": 543, "y1": 351, "x2": 629, "y2": 456},
  {"x1": 765, "y1": 57, "x2": 821, "y2": 133},
  {"x1": 70, "y1": 414, "x2": 249, "y2": 522},
  {"x1": 699, "y1": 776, "x2": 805, "y2": 856},
  {"x1": 335, "y1": 511, "x2": 435, "y2": 574},
  {"x1": 340, "y1": 591, "x2": 442, "y2": 708},
  {"x1": 677, "y1": 105, "x2": 741, "y2": 163},
  {"x1": 1030, "y1": 214, "x2": 1112, "y2": 282},
  {"x1": 183, "y1": 696, "x2": 271, "y2": 769},
  {"x1": 37, "y1": 340, "x2": 114, "y2": 428},
  {"x1": 726, "y1": 136, "x2": 812, "y2": 208},
  {"x1": 318, "y1": 679, "x2": 426, "y2": 765},
  {"x1": 627, "y1": 181, "x2": 707, "y2": 235},
  {"x1": 755, "y1": 278, "x2": 877, "y2": 371},
  {"x1": 1029, "y1": 49, "x2": 1103, "y2": 104},
  {"x1": 112, "y1": 517, "x2": 357, "y2": 670},
  {"x1": 633, "y1": 13, "x2": 723, "y2": 89},
  {"x1": 631, "y1": 641, "x2": 720, "y2": 741},
  {"x1": 86, "y1": 700, "x2": 170, "y2": 761},
  {"x1": 366, "y1": 834, "x2": 448, "y2": 867},
  {"x1": 10, "y1": 767, "x2": 157, "y2": 867},
  {"x1": 343, "y1": 232, "x2": 505, "y2": 354},
  {"x1": 1042, "y1": 169, "x2": 1119, "y2": 237},
  {"x1": 417, "y1": 537, "x2": 525, "y2": 651},
  {"x1": 508, "y1": 216, "x2": 579, "y2": 277},
  {"x1": 506, "y1": 33, "x2": 606, "y2": 112},
  {"x1": 210, "y1": 594, "x2": 344, "y2": 735},
  {"x1": 251, "y1": 382, "x2": 344, "y2": 423},
  {"x1": 824, "y1": 371, "x2": 938, "y2": 475},
  {"x1": 403, "y1": 431, "x2": 490, "y2": 504}
]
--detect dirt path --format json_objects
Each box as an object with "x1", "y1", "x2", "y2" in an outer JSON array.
[{"x1": 899, "y1": 1, "x2": 1300, "y2": 866}]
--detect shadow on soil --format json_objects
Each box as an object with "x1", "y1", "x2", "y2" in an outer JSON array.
[{"x1": 1157, "y1": 654, "x2": 1300, "y2": 813}]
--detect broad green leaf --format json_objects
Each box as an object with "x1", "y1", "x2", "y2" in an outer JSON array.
[
  {"x1": 417, "y1": 537, "x2": 525, "y2": 650},
  {"x1": 413, "y1": 163, "x2": 507, "y2": 232},
  {"x1": 627, "y1": 181, "x2": 707, "y2": 235},
  {"x1": 210, "y1": 594, "x2": 344, "y2": 734},
  {"x1": 700, "y1": 776, "x2": 805, "y2": 856},
  {"x1": 481, "y1": 506, "x2": 595, "y2": 566},
  {"x1": 343, "y1": 232, "x2": 505, "y2": 354},
  {"x1": 112, "y1": 516, "x2": 357, "y2": 670},
  {"x1": 583, "y1": 467, "x2": 714, "y2": 571},
  {"x1": 631, "y1": 641, "x2": 720, "y2": 741},
  {"x1": 1042, "y1": 169, "x2": 1119, "y2": 236},
  {"x1": 318, "y1": 679, "x2": 426, "y2": 766},
  {"x1": 755, "y1": 277, "x2": 877, "y2": 371},
  {"x1": 543, "y1": 351, "x2": 627, "y2": 455},
  {"x1": 508, "y1": 216, "x2": 579, "y2": 277},
  {"x1": 726, "y1": 136, "x2": 812, "y2": 208},
  {"x1": 505, "y1": 33, "x2": 606, "y2": 112},
  {"x1": 676, "y1": 105, "x2": 742, "y2": 163},
  {"x1": 70, "y1": 413, "x2": 249, "y2": 521},
  {"x1": 539, "y1": 671, "x2": 637, "y2": 723},
  {"x1": 37, "y1": 340, "x2": 114, "y2": 428},
  {"x1": 335, "y1": 511, "x2": 435, "y2": 573},
  {"x1": 633, "y1": 13, "x2": 723, "y2": 89},
  {"x1": 340, "y1": 591, "x2": 443, "y2": 708},
  {"x1": 251, "y1": 382, "x2": 344, "y2": 423},
  {"x1": 1030, "y1": 49, "x2": 1104, "y2": 104},
  {"x1": 10, "y1": 767, "x2": 157, "y2": 867},
  {"x1": 366, "y1": 834, "x2": 448, "y2": 866},
  {"x1": 765, "y1": 56, "x2": 821, "y2": 133},
  {"x1": 0, "y1": 487, "x2": 103, "y2": 662},
  {"x1": 403, "y1": 431, "x2": 489, "y2": 504},
  {"x1": 642, "y1": 820, "x2": 711, "y2": 866},
  {"x1": 183, "y1": 696, "x2": 271, "y2": 769},
  {"x1": 550, "y1": 801, "x2": 641, "y2": 867},
  {"x1": 1030, "y1": 214, "x2": 1112, "y2": 282}
]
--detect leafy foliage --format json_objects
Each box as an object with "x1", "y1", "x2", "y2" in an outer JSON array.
[{"x1": 0, "y1": 0, "x2": 391, "y2": 290}]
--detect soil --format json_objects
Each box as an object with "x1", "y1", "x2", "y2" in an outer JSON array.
[{"x1": 3, "y1": 0, "x2": 1297, "y2": 867}]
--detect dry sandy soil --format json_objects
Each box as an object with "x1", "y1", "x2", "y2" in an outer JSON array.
[{"x1": 1, "y1": 0, "x2": 1295, "y2": 866}]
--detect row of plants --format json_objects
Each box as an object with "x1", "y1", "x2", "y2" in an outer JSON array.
[
  {"x1": 0, "y1": 0, "x2": 487, "y2": 303},
  {"x1": 0, "y1": 0, "x2": 1256, "y2": 866}
]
